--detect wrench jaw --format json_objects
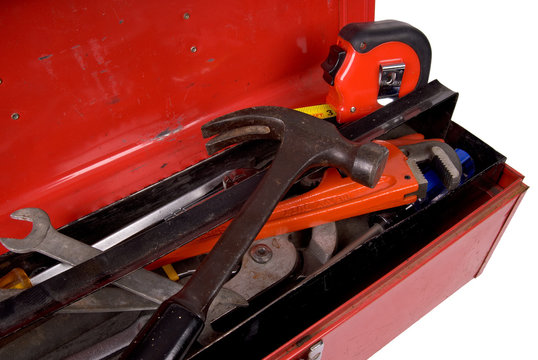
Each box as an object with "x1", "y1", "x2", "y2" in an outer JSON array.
[
  {"x1": 0, "y1": 208, "x2": 51, "y2": 253},
  {"x1": 406, "y1": 160, "x2": 429, "y2": 199},
  {"x1": 431, "y1": 146, "x2": 462, "y2": 191},
  {"x1": 400, "y1": 141, "x2": 463, "y2": 199}
]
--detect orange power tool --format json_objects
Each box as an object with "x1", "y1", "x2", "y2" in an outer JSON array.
[{"x1": 148, "y1": 134, "x2": 461, "y2": 269}]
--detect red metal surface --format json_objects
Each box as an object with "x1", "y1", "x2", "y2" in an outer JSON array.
[
  {"x1": 475, "y1": 166, "x2": 527, "y2": 277},
  {"x1": 339, "y1": 1, "x2": 375, "y2": 30},
  {"x1": 264, "y1": 165, "x2": 527, "y2": 359},
  {"x1": 148, "y1": 138, "x2": 420, "y2": 269},
  {"x1": 326, "y1": 38, "x2": 421, "y2": 122},
  {"x1": 0, "y1": 0, "x2": 375, "y2": 248}
]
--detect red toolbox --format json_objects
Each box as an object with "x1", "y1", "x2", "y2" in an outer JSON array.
[{"x1": 0, "y1": 1, "x2": 529, "y2": 359}]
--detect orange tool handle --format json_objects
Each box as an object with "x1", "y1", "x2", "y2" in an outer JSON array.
[{"x1": 146, "y1": 138, "x2": 425, "y2": 270}]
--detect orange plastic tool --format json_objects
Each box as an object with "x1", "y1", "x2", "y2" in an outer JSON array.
[
  {"x1": 147, "y1": 136, "x2": 435, "y2": 269},
  {"x1": 0, "y1": 268, "x2": 32, "y2": 290}
]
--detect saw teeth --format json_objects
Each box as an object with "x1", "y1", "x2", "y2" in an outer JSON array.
[{"x1": 431, "y1": 146, "x2": 461, "y2": 191}]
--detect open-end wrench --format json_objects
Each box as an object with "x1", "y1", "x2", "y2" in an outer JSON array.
[
  {"x1": 0, "y1": 208, "x2": 182, "y2": 304},
  {"x1": 0, "y1": 208, "x2": 253, "y2": 328}
]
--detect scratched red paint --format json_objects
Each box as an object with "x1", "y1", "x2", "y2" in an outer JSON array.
[{"x1": 0, "y1": 0, "x2": 374, "y2": 245}]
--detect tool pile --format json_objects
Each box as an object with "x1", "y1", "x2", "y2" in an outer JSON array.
[{"x1": 0, "y1": 19, "x2": 518, "y2": 360}]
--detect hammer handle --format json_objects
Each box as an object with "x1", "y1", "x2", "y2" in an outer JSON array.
[{"x1": 123, "y1": 300, "x2": 204, "y2": 360}]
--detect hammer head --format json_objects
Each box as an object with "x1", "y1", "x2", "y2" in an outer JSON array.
[{"x1": 202, "y1": 106, "x2": 388, "y2": 188}]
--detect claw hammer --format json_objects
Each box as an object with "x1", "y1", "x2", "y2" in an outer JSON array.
[
  {"x1": 0, "y1": 82, "x2": 454, "y2": 344},
  {"x1": 123, "y1": 106, "x2": 390, "y2": 359}
]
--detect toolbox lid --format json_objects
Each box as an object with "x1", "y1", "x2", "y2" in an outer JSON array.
[{"x1": 0, "y1": 0, "x2": 374, "y2": 244}]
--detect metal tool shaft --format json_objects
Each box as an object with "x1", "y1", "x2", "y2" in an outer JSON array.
[
  {"x1": 30, "y1": 174, "x2": 226, "y2": 285},
  {"x1": 0, "y1": 172, "x2": 263, "y2": 338},
  {"x1": 1, "y1": 209, "x2": 181, "y2": 304}
]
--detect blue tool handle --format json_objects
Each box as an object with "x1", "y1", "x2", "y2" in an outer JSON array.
[
  {"x1": 122, "y1": 300, "x2": 204, "y2": 360},
  {"x1": 424, "y1": 148, "x2": 474, "y2": 193}
]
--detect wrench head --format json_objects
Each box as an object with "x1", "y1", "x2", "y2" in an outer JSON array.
[
  {"x1": 399, "y1": 141, "x2": 462, "y2": 198},
  {"x1": 0, "y1": 208, "x2": 52, "y2": 253}
]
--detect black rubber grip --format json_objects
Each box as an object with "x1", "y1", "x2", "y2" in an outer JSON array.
[
  {"x1": 122, "y1": 301, "x2": 204, "y2": 360},
  {"x1": 339, "y1": 20, "x2": 432, "y2": 87}
]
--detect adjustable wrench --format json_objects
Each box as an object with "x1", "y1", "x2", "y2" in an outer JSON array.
[{"x1": 149, "y1": 134, "x2": 463, "y2": 269}]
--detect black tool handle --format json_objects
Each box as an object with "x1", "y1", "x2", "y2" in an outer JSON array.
[{"x1": 123, "y1": 300, "x2": 204, "y2": 360}]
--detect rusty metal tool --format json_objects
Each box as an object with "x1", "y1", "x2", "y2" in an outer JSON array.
[
  {"x1": 0, "y1": 80, "x2": 454, "y2": 342},
  {"x1": 123, "y1": 106, "x2": 389, "y2": 359}
]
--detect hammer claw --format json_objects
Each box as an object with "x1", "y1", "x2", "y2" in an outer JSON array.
[
  {"x1": 201, "y1": 107, "x2": 310, "y2": 155},
  {"x1": 204, "y1": 124, "x2": 274, "y2": 155},
  {"x1": 201, "y1": 107, "x2": 288, "y2": 138}
]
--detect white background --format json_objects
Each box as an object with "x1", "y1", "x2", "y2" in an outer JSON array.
[{"x1": 372, "y1": 1, "x2": 537, "y2": 359}]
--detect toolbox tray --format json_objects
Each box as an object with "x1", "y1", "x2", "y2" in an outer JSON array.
[
  {"x1": 188, "y1": 122, "x2": 515, "y2": 359},
  {"x1": 0, "y1": 88, "x2": 525, "y2": 359}
]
